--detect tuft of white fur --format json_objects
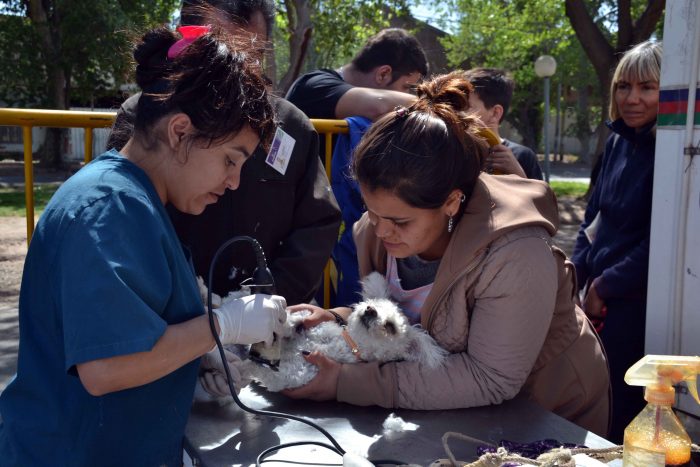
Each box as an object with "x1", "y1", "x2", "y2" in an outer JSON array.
[
  {"x1": 239, "y1": 273, "x2": 447, "y2": 392},
  {"x1": 360, "y1": 272, "x2": 392, "y2": 300},
  {"x1": 196, "y1": 276, "x2": 251, "y2": 310},
  {"x1": 382, "y1": 413, "x2": 419, "y2": 432},
  {"x1": 196, "y1": 276, "x2": 222, "y2": 309}
]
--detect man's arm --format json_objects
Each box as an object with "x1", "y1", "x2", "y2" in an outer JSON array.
[{"x1": 335, "y1": 87, "x2": 416, "y2": 120}]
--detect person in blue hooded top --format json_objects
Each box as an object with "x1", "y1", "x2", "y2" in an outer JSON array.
[{"x1": 0, "y1": 25, "x2": 287, "y2": 466}]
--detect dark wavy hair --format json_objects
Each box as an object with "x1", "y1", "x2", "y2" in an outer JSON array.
[
  {"x1": 351, "y1": 28, "x2": 428, "y2": 83},
  {"x1": 352, "y1": 71, "x2": 488, "y2": 214},
  {"x1": 462, "y1": 67, "x2": 514, "y2": 123},
  {"x1": 132, "y1": 26, "x2": 274, "y2": 150}
]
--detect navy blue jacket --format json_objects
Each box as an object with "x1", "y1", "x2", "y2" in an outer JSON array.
[
  {"x1": 572, "y1": 119, "x2": 655, "y2": 300},
  {"x1": 330, "y1": 116, "x2": 372, "y2": 306}
]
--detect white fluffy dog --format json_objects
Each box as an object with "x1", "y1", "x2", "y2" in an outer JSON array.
[{"x1": 238, "y1": 272, "x2": 447, "y2": 392}]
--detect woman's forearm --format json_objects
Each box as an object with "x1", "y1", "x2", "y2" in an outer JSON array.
[{"x1": 76, "y1": 314, "x2": 217, "y2": 396}]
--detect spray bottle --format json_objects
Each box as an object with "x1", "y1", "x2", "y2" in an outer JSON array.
[{"x1": 622, "y1": 355, "x2": 700, "y2": 467}]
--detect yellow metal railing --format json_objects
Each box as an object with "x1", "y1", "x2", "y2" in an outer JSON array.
[
  {"x1": 311, "y1": 119, "x2": 349, "y2": 308},
  {"x1": 0, "y1": 108, "x2": 115, "y2": 240},
  {"x1": 0, "y1": 108, "x2": 349, "y2": 308}
]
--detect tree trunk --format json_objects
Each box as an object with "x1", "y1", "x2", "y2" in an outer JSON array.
[
  {"x1": 565, "y1": 0, "x2": 665, "y2": 178},
  {"x1": 557, "y1": 99, "x2": 565, "y2": 161},
  {"x1": 513, "y1": 96, "x2": 540, "y2": 152},
  {"x1": 278, "y1": 0, "x2": 313, "y2": 95},
  {"x1": 28, "y1": 0, "x2": 68, "y2": 168},
  {"x1": 575, "y1": 85, "x2": 591, "y2": 163}
]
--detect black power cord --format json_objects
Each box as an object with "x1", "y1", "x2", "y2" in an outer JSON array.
[
  {"x1": 204, "y1": 236, "x2": 346, "y2": 465},
  {"x1": 205, "y1": 236, "x2": 408, "y2": 466}
]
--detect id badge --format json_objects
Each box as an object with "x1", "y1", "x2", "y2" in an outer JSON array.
[{"x1": 265, "y1": 127, "x2": 296, "y2": 175}]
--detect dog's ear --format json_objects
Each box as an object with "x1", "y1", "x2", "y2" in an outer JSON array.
[
  {"x1": 360, "y1": 272, "x2": 391, "y2": 300},
  {"x1": 408, "y1": 329, "x2": 448, "y2": 369}
]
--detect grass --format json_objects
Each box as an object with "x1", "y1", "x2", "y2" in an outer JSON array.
[
  {"x1": 549, "y1": 181, "x2": 588, "y2": 198},
  {"x1": 0, "y1": 180, "x2": 588, "y2": 217},
  {"x1": 0, "y1": 185, "x2": 59, "y2": 217}
]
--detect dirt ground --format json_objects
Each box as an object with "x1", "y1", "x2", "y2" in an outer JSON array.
[
  {"x1": 0, "y1": 217, "x2": 26, "y2": 302},
  {"x1": 0, "y1": 217, "x2": 26, "y2": 389}
]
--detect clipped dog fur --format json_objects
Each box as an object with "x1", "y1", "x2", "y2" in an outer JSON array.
[{"x1": 239, "y1": 272, "x2": 447, "y2": 392}]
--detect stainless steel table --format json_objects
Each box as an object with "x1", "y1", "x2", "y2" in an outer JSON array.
[{"x1": 185, "y1": 385, "x2": 617, "y2": 466}]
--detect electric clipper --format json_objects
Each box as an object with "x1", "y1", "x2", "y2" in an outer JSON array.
[{"x1": 247, "y1": 265, "x2": 282, "y2": 372}]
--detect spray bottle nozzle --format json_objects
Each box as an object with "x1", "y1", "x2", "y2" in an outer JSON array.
[{"x1": 624, "y1": 355, "x2": 700, "y2": 405}]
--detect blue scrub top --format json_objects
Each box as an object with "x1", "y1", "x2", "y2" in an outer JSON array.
[{"x1": 0, "y1": 151, "x2": 204, "y2": 466}]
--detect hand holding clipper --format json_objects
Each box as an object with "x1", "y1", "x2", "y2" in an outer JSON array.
[{"x1": 212, "y1": 294, "x2": 287, "y2": 346}]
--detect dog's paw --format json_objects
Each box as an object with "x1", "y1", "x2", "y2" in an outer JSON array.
[
  {"x1": 284, "y1": 309, "x2": 312, "y2": 336},
  {"x1": 192, "y1": 378, "x2": 233, "y2": 406}
]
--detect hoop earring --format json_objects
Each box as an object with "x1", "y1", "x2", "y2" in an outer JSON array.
[
  {"x1": 448, "y1": 216, "x2": 454, "y2": 233},
  {"x1": 460, "y1": 193, "x2": 466, "y2": 203}
]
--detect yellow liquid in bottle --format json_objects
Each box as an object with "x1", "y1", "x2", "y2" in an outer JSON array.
[{"x1": 624, "y1": 429, "x2": 691, "y2": 466}]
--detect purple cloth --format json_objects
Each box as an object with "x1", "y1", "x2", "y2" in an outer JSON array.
[{"x1": 477, "y1": 439, "x2": 586, "y2": 465}]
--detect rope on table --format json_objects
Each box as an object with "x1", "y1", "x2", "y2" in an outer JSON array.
[{"x1": 439, "y1": 431, "x2": 625, "y2": 467}]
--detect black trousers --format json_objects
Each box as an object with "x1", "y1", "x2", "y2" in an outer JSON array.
[{"x1": 599, "y1": 297, "x2": 647, "y2": 443}]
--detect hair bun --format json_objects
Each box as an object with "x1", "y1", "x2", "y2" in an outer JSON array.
[
  {"x1": 134, "y1": 27, "x2": 177, "y2": 92},
  {"x1": 416, "y1": 73, "x2": 472, "y2": 112}
]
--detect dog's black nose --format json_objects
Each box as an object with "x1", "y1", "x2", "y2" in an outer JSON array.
[{"x1": 360, "y1": 306, "x2": 377, "y2": 329}]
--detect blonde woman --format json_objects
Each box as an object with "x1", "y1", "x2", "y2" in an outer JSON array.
[{"x1": 572, "y1": 40, "x2": 662, "y2": 443}]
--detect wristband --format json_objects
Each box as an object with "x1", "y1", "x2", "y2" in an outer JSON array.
[{"x1": 327, "y1": 309, "x2": 347, "y2": 326}]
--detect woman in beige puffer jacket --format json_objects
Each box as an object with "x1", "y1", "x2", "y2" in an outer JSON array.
[{"x1": 284, "y1": 72, "x2": 610, "y2": 437}]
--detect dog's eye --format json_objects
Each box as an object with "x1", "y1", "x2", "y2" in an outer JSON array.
[{"x1": 384, "y1": 321, "x2": 397, "y2": 335}]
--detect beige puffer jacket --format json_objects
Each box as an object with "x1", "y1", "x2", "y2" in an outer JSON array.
[{"x1": 337, "y1": 174, "x2": 610, "y2": 436}]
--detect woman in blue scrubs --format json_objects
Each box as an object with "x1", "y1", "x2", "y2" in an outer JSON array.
[{"x1": 0, "y1": 26, "x2": 286, "y2": 466}]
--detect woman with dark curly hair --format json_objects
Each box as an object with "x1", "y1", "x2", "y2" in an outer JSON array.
[{"x1": 0, "y1": 26, "x2": 286, "y2": 466}]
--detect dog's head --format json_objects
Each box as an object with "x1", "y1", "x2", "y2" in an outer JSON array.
[
  {"x1": 349, "y1": 298, "x2": 410, "y2": 342},
  {"x1": 347, "y1": 297, "x2": 445, "y2": 367},
  {"x1": 348, "y1": 272, "x2": 447, "y2": 368},
  {"x1": 349, "y1": 272, "x2": 410, "y2": 344}
]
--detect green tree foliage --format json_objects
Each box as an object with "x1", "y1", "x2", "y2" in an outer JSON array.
[
  {"x1": 0, "y1": 13, "x2": 46, "y2": 107},
  {"x1": 306, "y1": 0, "x2": 406, "y2": 70},
  {"x1": 0, "y1": 0, "x2": 178, "y2": 167},
  {"x1": 436, "y1": 0, "x2": 582, "y2": 152},
  {"x1": 273, "y1": 0, "x2": 411, "y2": 93},
  {"x1": 0, "y1": 0, "x2": 179, "y2": 109},
  {"x1": 431, "y1": 0, "x2": 663, "y2": 161},
  {"x1": 565, "y1": 0, "x2": 664, "y2": 160}
]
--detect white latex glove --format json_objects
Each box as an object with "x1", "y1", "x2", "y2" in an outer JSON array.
[
  {"x1": 199, "y1": 348, "x2": 250, "y2": 397},
  {"x1": 212, "y1": 294, "x2": 287, "y2": 346}
]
